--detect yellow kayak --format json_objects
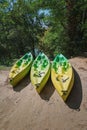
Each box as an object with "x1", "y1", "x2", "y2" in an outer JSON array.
[
  {"x1": 30, "y1": 52, "x2": 50, "y2": 93},
  {"x1": 51, "y1": 54, "x2": 74, "y2": 101},
  {"x1": 9, "y1": 52, "x2": 33, "y2": 86}
]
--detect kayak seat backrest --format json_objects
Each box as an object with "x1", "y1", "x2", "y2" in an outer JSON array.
[
  {"x1": 33, "y1": 55, "x2": 41, "y2": 69},
  {"x1": 23, "y1": 54, "x2": 28, "y2": 60},
  {"x1": 62, "y1": 61, "x2": 69, "y2": 71},
  {"x1": 42, "y1": 59, "x2": 48, "y2": 68},
  {"x1": 53, "y1": 61, "x2": 56, "y2": 68},
  {"x1": 16, "y1": 59, "x2": 22, "y2": 66},
  {"x1": 37, "y1": 55, "x2": 41, "y2": 61},
  {"x1": 53, "y1": 61, "x2": 58, "y2": 71},
  {"x1": 55, "y1": 56, "x2": 59, "y2": 62},
  {"x1": 33, "y1": 59, "x2": 37, "y2": 68},
  {"x1": 33, "y1": 63, "x2": 38, "y2": 69}
]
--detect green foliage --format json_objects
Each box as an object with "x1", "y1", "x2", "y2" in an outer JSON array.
[
  {"x1": 0, "y1": 0, "x2": 87, "y2": 66},
  {"x1": 0, "y1": 0, "x2": 45, "y2": 65},
  {"x1": 38, "y1": 0, "x2": 87, "y2": 57}
]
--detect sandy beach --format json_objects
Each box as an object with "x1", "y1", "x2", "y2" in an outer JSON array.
[{"x1": 0, "y1": 57, "x2": 87, "y2": 130}]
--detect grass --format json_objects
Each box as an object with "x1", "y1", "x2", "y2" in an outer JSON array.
[
  {"x1": 0, "y1": 58, "x2": 18, "y2": 70},
  {"x1": 0, "y1": 65, "x2": 11, "y2": 70}
]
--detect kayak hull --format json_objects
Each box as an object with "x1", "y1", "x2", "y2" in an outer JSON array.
[
  {"x1": 10, "y1": 62, "x2": 32, "y2": 86},
  {"x1": 31, "y1": 67, "x2": 50, "y2": 93},
  {"x1": 9, "y1": 53, "x2": 33, "y2": 86},
  {"x1": 51, "y1": 54, "x2": 74, "y2": 101},
  {"x1": 30, "y1": 53, "x2": 50, "y2": 93}
]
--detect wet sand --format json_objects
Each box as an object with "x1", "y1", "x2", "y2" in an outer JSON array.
[{"x1": 0, "y1": 57, "x2": 87, "y2": 130}]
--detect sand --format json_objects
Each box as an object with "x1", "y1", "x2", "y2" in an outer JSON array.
[{"x1": 0, "y1": 57, "x2": 87, "y2": 130}]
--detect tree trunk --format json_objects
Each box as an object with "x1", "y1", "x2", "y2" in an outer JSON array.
[
  {"x1": 66, "y1": 0, "x2": 87, "y2": 56},
  {"x1": 66, "y1": 0, "x2": 78, "y2": 56}
]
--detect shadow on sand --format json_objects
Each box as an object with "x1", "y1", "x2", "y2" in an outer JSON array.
[
  {"x1": 40, "y1": 76, "x2": 55, "y2": 101},
  {"x1": 13, "y1": 73, "x2": 30, "y2": 92},
  {"x1": 66, "y1": 68, "x2": 83, "y2": 110}
]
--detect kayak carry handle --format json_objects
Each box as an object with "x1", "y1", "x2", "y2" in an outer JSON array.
[{"x1": 35, "y1": 83, "x2": 40, "y2": 88}]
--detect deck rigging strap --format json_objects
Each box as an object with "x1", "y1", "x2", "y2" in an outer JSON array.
[
  {"x1": 33, "y1": 71, "x2": 45, "y2": 77},
  {"x1": 62, "y1": 77, "x2": 69, "y2": 83}
]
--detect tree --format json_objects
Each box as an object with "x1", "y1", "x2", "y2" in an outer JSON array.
[
  {"x1": 0, "y1": 0, "x2": 45, "y2": 65},
  {"x1": 65, "y1": 0, "x2": 87, "y2": 55},
  {"x1": 35, "y1": 0, "x2": 87, "y2": 57},
  {"x1": 0, "y1": 0, "x2": 87, "y2": 65}
]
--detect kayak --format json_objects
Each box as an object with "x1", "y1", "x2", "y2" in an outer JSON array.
[
  {"x1": 9, "y1": 52, "x2": 33, "y2": 86},
  {"x1": 51, "y1": 54, "x2": 74, "y2": 101},
  {"x1": 30, "y1": 52, "x2": 50, "y2": 93}
]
